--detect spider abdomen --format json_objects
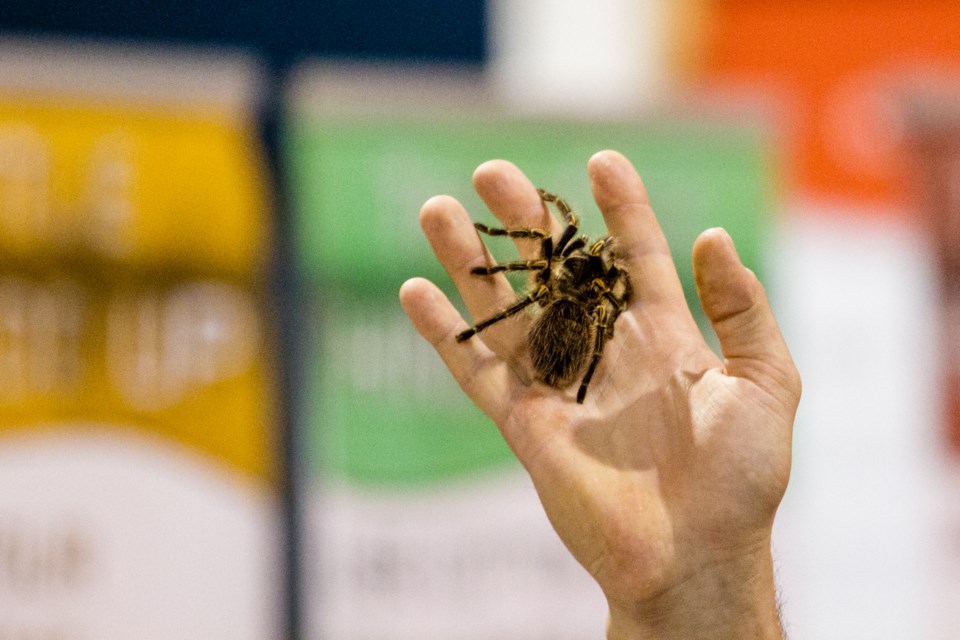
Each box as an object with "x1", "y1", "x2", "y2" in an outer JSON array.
[{"x1": 529, "y1": 299, "x2": 593, "y2": 388}]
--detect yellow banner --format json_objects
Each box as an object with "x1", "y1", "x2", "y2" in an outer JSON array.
[
  {"x1": 0, "y1": 98, "x2": 271, "y2": 277},
  {"x1": 0, "y1": 95, "x2": 275, "y2": 483}
]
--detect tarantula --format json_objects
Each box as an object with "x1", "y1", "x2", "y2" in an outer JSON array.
[{"x1": 456, "y1": 189, "x2": 632, "y2": 403}]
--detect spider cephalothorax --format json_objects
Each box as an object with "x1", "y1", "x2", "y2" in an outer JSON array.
[{"x1": 456, "y1": 189, "x2": 632, "y2": 403}]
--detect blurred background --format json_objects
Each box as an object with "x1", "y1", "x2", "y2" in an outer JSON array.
[{"x1": 0, "y1": 1, "x2": 958, "y2": 638}]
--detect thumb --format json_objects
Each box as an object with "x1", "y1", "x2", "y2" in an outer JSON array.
[{"x1": 693, "y1": 228, "x2": 801, "y2": 407}]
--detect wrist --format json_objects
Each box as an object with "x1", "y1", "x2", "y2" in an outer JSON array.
[{"x1": 605, "y1": 539, "x2": 784, "y2": 640}]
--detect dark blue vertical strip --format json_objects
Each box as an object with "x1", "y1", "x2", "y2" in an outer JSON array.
[{"x1": 259, "y1": 72, "x2": 304, "y2": 640}]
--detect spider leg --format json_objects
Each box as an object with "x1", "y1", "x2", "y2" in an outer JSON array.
[
  {"x1": 538, "y1": 189, "x2": 581, "y2": 255},
  {"x1": 606, "y1": 265, "x2": 632, "y2": 320},
  {"x1": 577, "y1": 304, "x2": 609, "y2": 404},
  {"x1": 561, "y1": 236, "x2": 587, "y2": 256},
  {"x1": 597, "y1": 269, "x2": 632, "y2": 337},
  {"x1": 471, "y1": 236, "x2": 554, "y2": 283},
  {"x1": 599, "y1": 285, "x2": 627, "y2": 314},
  {"x1": 576, "y1": 273, "x2": 631, "y2": 402},
  {"x1": 474, "y1": 222, "x2": 549, "y2": 239},
  {"x1": 602, "y1": 294, "x2": 627, "y2": 338},
  {"x1": 588, "y1": 237, "x2": 613, "y2": 256},
  {"x1": 471, "y1": 259, "x2": 549, "y2": 275},
  {"x1": 456, "y1": 285, "x2": 550, "y2": 342},
  {"x1": 537, "y1": 189, "x2": 577, "y2": 224}
]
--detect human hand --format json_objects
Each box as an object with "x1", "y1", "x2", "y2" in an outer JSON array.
[{"x1": 399, "y1": 150, "x2": 801, "y2": 639}]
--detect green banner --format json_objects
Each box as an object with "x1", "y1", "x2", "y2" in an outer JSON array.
[{"x1": 287, "y1": 110, "x2": 775, "y2": 486}]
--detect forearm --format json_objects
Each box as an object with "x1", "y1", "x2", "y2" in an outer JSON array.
[{"x1": 605, "y1": 540, "x2": 785, "y2": 640}]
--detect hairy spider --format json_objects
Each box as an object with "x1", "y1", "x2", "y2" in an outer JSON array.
[{"x1": 456, "y1": 189, "x2": 632, "y2": 403}]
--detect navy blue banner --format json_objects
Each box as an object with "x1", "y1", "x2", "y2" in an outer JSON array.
[{"x1": 0, "y1": 0, "x2": 485, "y2": 67}]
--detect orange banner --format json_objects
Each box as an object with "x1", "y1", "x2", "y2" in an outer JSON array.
[{"x1": 698, "y1": 1, "x2": 960, "y2": 211}]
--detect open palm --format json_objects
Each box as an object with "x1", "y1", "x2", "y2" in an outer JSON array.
[{"x1": 400, "y1": 150, "x2": 800, "y2": 638}]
